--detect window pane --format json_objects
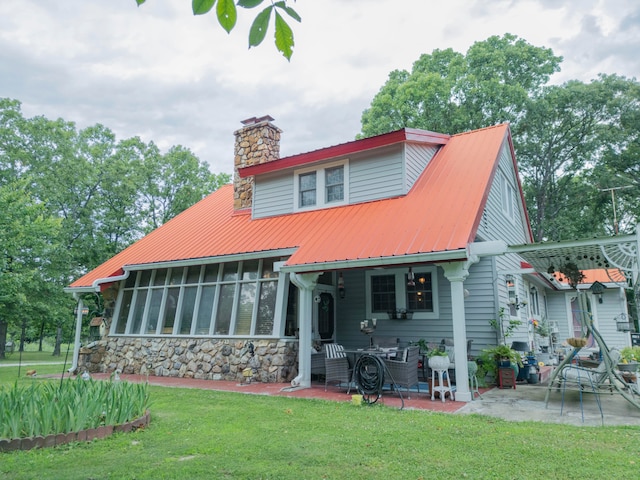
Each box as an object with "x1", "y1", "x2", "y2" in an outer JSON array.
[
  {"x1": 242, "y1": 259, "x2": 259, "y2": 280},
  {"x1": 255, "y1": 281, "x2": 277, "y2": 335},
  {"x1": 326, "y1": 166, "x2": 344, "y2": 202},
  {"x1": 204, "y1": 264, "x2": 219, "y2": 282},
  {"x1": 215, "y1": 284, "x2": 235, "y2": 335},
  {"x1": 261, "y1": 258, "x2": 275, "y2": 278},
  {"x1": 407, "y1": 272, "x2": 433, "y2": 312},
  {"x1": 186, "y1": 266, "x2": 201, "y2": 284},
  {"x1": 234, "y1": 283, "x2": 256, "y2": 335},
  {"x1": 153, "y1": 269, "x2": 167, "y2": 286},
  {"x1": 161, "y1": 287, "x2": 180, "y2": 333},
  {"x1": 299, "y1": 171, "x2": 316, "y2": 190},
  {"x1": 146, "y1": 289, "x2": 164, "y2": 334},
  {"x1": 130, "y1": 290, "x2": 148, "y2": 334},
  {"x1": 139, "y1": 270, "x2": 152, "y2": 287},
  {"x1": 170, "y1": 268, "x2": 184, "y2": 286},
  {"x1": 115, "y1": 290, "x2": 133, "y2": 334},
  {"x1": 222, "y1": 262, "x2": 238, "y2": 281},
  {"x1": 178, "y1": 287, "x2": 197, "y2": 334},
  {"x1": 195, "y1": 285, "x2": 216, "y2": 334},
  {"x1": 299, "y1": 172, "x2": 316, "y2": 207},
  {"x1": 124, "y1": 272, "x2": 137, "y2": 288},
  {"x1": 372, "y1": 275, "x2": 396, "y2": 313},
  {"x1": 284, "y1": 282, "x2": 298, "y2": 337}
]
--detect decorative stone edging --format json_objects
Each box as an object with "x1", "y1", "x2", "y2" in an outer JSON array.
[{"x1": 0, "y1": 410, "x2": 150, "y2": 453}]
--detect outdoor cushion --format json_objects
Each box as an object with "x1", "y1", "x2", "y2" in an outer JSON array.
[{"x1": 325, "y1": 343, "x2": 346, "y2": 359}]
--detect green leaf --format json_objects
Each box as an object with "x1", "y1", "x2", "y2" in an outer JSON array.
[
  {"x1": 238, "y1": 0, "x2": 264, "y2": 8},
  {"x1": 274, "y1": 1, "x2": 302, "y2": 22},
  {"x1": 136, "y1": 0, "x2": 146, "y2": 6},
  {"x1": 274, "y1": 11, "x2": 294, "y2": 61},
  {"x1": 216, "y1": 0, "x2": 237, "y2": 33},
  {"x1": 248, "y1": 6, "x2": 273, "y2": 48},
  {"x1": 192, "y1": 0, "x2": 215, "y2": 16}
]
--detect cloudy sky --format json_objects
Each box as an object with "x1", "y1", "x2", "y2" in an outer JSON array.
[{"x1": 1, "y1": 0, "x2": 639, "y2": 174}]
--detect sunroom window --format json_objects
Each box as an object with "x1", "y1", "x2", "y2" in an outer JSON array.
[{"x1": 112, "y1": 258, "x2": 282, "y2": 337}]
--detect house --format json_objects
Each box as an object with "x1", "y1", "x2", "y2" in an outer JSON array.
[{"x1": 66, "y1": 116, "x2": 639, "y2": 402}]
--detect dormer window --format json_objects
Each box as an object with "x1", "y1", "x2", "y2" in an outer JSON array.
[{"x1": 294, "y1": 160, "x2": 348, "y2": 210}]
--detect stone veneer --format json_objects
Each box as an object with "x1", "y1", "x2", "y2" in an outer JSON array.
[
  {"x1": 233, "y1": 115, "x2": 281, "y2": 210},
  {"x1": 78, "y1": 337, "x2": 299, "y2": 383}
]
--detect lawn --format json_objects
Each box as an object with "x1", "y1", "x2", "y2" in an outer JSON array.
[{"x1": 1, "y1": 373, "x2": 640, "y2": 479}]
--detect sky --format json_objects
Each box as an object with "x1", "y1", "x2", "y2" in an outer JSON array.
[{"x1": 1, "y1": 0, "x2": 639, "y2": 174}]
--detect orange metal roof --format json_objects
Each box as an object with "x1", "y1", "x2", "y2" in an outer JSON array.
[{"x1": 69, "y1": 124, "x2": 511, "y2": 289}]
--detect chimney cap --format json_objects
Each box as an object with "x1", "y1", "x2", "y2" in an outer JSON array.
[{"x1": 241, "y1": 115, "x2": 275, "y2": 126}]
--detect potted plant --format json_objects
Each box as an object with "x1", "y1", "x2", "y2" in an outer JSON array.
[
  {"x1": 427, "y1": 346, "x2": 450, "y2": 370},
  {"x1": 619, "y1": 346, "x2": 640, "y2": 372},
  {"x1": 411, "y1": 339, "x2": 429, "y2": 355},
  {"x1": 476, "y1": 345, "x2": 522, "y2": 384}
]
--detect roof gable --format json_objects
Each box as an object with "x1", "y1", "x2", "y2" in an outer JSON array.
[{"x1": 70, "y1": 124, "x2": 511, "y2": 289}]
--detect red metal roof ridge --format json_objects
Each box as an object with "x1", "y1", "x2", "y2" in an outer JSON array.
[{"x1": 238, "y1": 128, "x2": 450, "y2": 178}]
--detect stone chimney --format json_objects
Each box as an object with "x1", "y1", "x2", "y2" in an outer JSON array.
[{"x1": 233, "y1": 115, "x2": 281, "y2": 210}]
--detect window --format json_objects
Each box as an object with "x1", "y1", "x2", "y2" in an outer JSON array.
[
  {"x1": 299, "y1": 172, "x2": 317, "y2": 207},
  {"x1": 325, "y1": 166, "x2": 344, "y2": 203},
  {"x1": 406, "y1": 272, "x2": 433, "y2": 311},
  {"x1": 371, "y1": 275, "x2": 396, "y2": 313},
  {"x1": 112, "y1": 257, "x2": 282, "y2": 338},
  {"x1": 294, "y1": 160, "x2": 348, "y2": 210},
  {"x1": 529, "y1": 286, "x2": 540, "y2": 316},
  {"x1": 500, "y1": 172, "x2": 515, "y2": 221},
  {"x1": 366, "y1": 267, "x2": 438, "y2": 319}
]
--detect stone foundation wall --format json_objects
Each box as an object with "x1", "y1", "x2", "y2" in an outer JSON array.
[{"x1": 78, "y1": 337, "x2": 299, "y2": 383}]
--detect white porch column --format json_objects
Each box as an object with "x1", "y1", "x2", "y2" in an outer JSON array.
[
  {"x1": 289, "y1": 272, "x2": 320, "y2": 388},
  {"x1": 438, "y1": 259, "x2": 475, "y2": 402}
]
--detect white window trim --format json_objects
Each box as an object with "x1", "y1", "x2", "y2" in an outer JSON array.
[
  {"x1": 500, "y1": 171, "x2": 515, "y2": 222},
  {"x1": 293, "y1": 159, "x2": 349, "y2": 211},
  {"x1": 365, "y1": 266, "x2": 439, "y2": 320}
]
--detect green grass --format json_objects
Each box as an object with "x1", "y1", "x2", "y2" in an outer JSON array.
[{"x1": 1, "y1": 381, "x2": 640, "y2": 479}]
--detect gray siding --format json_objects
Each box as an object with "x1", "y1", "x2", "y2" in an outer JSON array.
[
  {"x1": 405, "y1": 143, "x2": 440, "y2": 190},
  {"x1": 251, "y1": 143, "x2": 441, "y2": 219},
  {"x1": 349, "y1": 145, "x2": 404, "y2": 203},
  {"x1": 253, "y1": 174, "x2": 294, "y2": 218}
]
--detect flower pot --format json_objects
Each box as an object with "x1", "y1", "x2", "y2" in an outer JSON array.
[
  {"x1": 618, "y1": 362, "x2": 639, "y2": 372},
  {"x1": 428, "y1": 355, "x2": 450, "y2": 370}
]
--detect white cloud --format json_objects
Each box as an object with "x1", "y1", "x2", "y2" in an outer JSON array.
[{"x1": 0, "y1": 0, "x2": 638, "y2": 174}]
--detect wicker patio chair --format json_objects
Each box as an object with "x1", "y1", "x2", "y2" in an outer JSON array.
[
  {"x1": 383, "y1": 345, "x2": 420, "y2": 399},
  {"x1": 324, "y1": 344, "x2": 352, "y2": 393}
]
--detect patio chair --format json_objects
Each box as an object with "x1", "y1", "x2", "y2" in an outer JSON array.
[
  {"x1": 383, "y1": 345, "x2": 420, "y2": 399},
  {"x1": 324, "y1": 344, "x2": 352, "y2": 393}
]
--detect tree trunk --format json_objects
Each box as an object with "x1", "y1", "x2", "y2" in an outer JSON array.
[
  {"x1": 53, "y1": 323, "x2": 62, "y2": 356},
  {"x1": 0, "y1": 319, "x2": 7, "y2": 359}
]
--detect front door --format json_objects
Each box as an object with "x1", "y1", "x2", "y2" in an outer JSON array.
[{"x1": 316, "y1": 290, "x2": 335, "y2": 342}]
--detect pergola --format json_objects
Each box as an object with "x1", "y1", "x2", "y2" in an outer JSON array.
[{"x1": 507, "y1": 226, "x2": 640, "y2": 411}]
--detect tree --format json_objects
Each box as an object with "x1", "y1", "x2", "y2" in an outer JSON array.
[
  {"x1": 359, "y1": 37, "x2": 640, "y2": 242},
  {"x1": 0, "y1": 180, "x2": 62, "y2": 358},
  {"x1": 0, "y1": 98, "x2": 230, "y2": 350},
  {"x1": 136, "y1": 0, "x2": 301, "y2": 60},
  {"x1": 360, "y1": 34, "x2": 561, "y2": 137}
]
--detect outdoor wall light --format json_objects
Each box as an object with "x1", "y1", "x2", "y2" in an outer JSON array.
[{"x1": 338, "y1": 272, "x2": 346, "y2": 299}]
